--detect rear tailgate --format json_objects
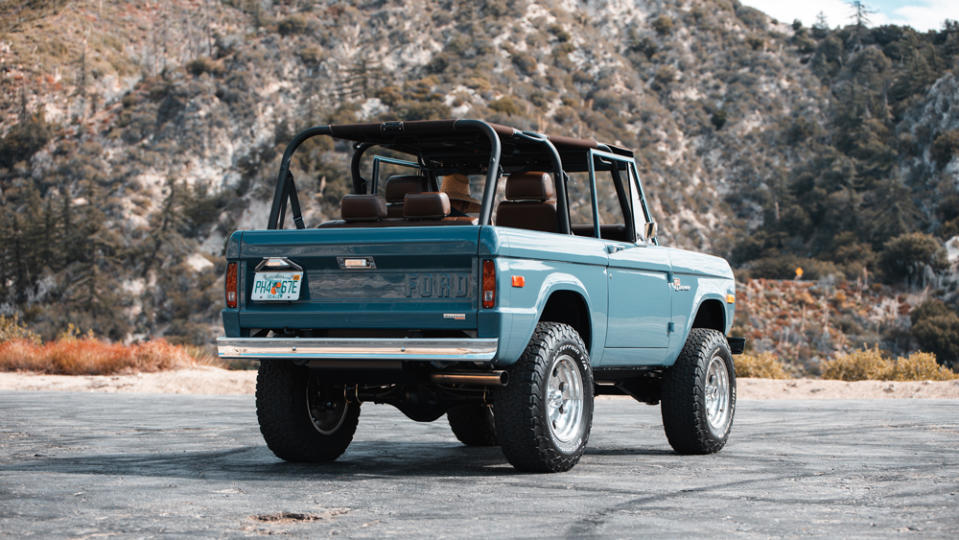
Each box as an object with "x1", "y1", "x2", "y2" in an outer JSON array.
[{"x1": 233, "y1": 227, "x2": 480, "y2": 332}]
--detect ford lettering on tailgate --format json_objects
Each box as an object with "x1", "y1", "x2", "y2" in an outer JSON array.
[{"x1": 405, "y1": 273, "x2": 471, "y2": 298}]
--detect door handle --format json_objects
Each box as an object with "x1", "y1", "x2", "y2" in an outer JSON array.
[{"x1": 606, "y1": 244, "x2": 625, "y2": 254}]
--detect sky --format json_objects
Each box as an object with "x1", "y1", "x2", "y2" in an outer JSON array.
[{"x1": 740, "y1": 0, "x2": 959, "y2": 32}]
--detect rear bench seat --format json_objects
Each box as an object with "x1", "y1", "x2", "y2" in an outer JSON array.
[{"x1": 316, "y1": 192, "x2": 475, "y2": 228}]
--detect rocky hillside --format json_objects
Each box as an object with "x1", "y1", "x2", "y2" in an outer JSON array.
[{"x1": 1, "y1": 0, "x2": 958, "y2": 364}]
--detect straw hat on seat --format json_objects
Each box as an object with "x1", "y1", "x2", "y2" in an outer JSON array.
[{"x1": 440, "y1": 174, "x2": 482, "y2": 213}]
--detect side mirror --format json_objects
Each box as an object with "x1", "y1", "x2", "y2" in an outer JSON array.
[{"x1": 643, "y1": 221, "x2": 658, "y2": 242}]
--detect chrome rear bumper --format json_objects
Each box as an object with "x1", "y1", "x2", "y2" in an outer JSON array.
[{"x1": 216, "y1": 337, "x2": 498, "y2": 362}]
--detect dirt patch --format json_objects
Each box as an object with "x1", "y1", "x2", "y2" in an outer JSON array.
[
  {"x1": 251, "y1": 509, "x2": 349, "y2": 523},
  {"x1": 1, "y1": 369, "x2": 958, "y2": 399}
]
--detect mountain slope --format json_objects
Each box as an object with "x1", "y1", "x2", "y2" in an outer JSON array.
[{"x1": 0, "y1": 0, "x2": 957, "y2": 364}]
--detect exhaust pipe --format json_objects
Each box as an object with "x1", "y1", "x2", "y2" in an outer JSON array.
[{"x1": 430, "y1": 370, "x2": 509, "y2": 387}]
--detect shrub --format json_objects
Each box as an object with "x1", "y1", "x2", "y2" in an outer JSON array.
[
  {"x1": 878, "y1": 232, "x2": 947, "y2": 284},
  {"x1": 711, "y1": 108, "x2": 727, "y2": 130},
  {"x1": 489, "y1": 96, "x2": 521, "y2": 116},
  {"x1": 0, "y1": 114, "x2": 54, "y2": 168},
  {"x1": 735, "y1": 352, "x2": 790, "y2": 378},
  {"x1": 652, "y1": 15, "x2": 674, "y2": 35},
  {"x1": 186, "y1": 57, "x2": 222, "y2": 77},
  {"x1": 747, "y1": 255, "x2": 840, "y2": 280},
  {"x1": 511, "y1": 52, "x2": 538, "y2": 76},
  {"x1": 931, "y1": 129, "x2": 959, "y2": 169},
  {"x1": 887, "y1": 352, "x2": 958, "y2": 381},
  {"x1": 0, "y1": 337, "x2": 223, "y2": 375},
  {"x1": 0, "y1": 314, "x2": 40, "y2": 344},
  {"x1": 277, "y1": 15, "x2": 311, "y2": 36},
  {"x1": 821, "y1": 347, "x2": 891, "y2": 380},
  {"x1": 297, "y1": 46, "x2": 324, "y2": 66},
  {"x1": 652, "y1": 65, "x2": 677, "y2": 90},
  {"x1": 822, "y1": 347, "x2": 959, "y2": 381},
  {"x1": 910, "y1": 300, "x2": 959, "y2": 368}
]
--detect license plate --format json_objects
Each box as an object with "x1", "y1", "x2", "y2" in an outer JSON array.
[{"x1": 251, "y1": 271, "x2": 303, "y2": 301}]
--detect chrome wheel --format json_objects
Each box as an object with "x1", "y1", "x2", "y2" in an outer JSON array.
[
  {"x1": 704, "y1": 353, "x2": 731, "y2": 434},
  {"x1": 305, "y1": 381, "x2": 349, "y2": 436},
  {"x1": 546, "y1": 354, "x2": 584, "y2": 450}
]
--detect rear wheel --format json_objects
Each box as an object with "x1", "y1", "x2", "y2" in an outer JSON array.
[
  {"x1": 447, "y1": 403, "x2": 498, "y2": 446},
  {"x1": 660, "y1": 328, "x2": 736, "y2": 454},
  {"x1": 494, "y1": 322, "x2": 594, "y2": 472},
  {"x1": 255, "y1": 360, "x2": 359, "y2": 462}
]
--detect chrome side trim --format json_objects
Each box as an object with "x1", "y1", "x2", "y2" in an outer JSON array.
[{"x1": 216, "y1": 337, "x2": 498, "y2": 362}]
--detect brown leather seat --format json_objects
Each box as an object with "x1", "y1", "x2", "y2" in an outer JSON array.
[
  {"x1": 495, "y1": 172, "x2": 557, "y2": 233},
  {"x1": 404, "y1": 192, "x2": 451, "y2": 220},
  {"x1": 341, "y1": 194, "x2": 387, "y2": 222},
  {"x1": 385, "y1": 175, "x2": 428, "y2": 218}
]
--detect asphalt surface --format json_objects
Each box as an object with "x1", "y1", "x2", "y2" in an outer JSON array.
[{"x1": 1, "y1": 392, "x2": 958, "y2": 538}]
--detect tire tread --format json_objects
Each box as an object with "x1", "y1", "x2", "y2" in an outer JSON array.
[{"x1": 660, "y1": 328, "x2": 735, "y2": 454}]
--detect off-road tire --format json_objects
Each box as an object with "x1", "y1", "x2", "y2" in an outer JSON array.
[
  {"x1": 255, "y1": 360, "x2": 359, "y2": 462},
  {"x1": 447, "y1": 404, "x2": 498, "y2": 446},
  {"x1": 494, "y1": 322, "x2": 594, "y2": 472},
  {"x1": 661, "y1": 328, "x2": 736, "y2": 454}
]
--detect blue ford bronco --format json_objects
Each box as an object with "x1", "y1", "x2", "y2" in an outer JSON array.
[{"x1": 218, "y1": 119, "x2": 745, "y2": 472}]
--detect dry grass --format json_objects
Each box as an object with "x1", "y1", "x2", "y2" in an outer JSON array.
[
  {"x1": 0, "y1": 314, "x2": 40, "y2": 343},
  {"x1": 734, "y1": 352, "x2": 791, "y2": 379},
  {"x1": 822, "y1": 348, "x2": 958, "y2": 381},
  {"x1": 0, "y1": 337, "x2": 223, "y2": 375}
]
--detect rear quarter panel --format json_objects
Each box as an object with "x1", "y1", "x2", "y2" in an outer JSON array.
[{"x1": 480, "y1": 227, "x2": 609, "y2": 366}]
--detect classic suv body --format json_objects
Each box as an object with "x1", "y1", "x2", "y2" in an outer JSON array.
[
  {"x1": 478, "y1": 228, "x2": 735, "y2": 368},
  {"x1": 218, "y1": 119, "x2": 742, "y2": 472}
]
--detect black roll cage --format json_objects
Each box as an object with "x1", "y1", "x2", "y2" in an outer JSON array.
[{"x1": 266, "y1": 119, "x2": 631, "y2": 236}]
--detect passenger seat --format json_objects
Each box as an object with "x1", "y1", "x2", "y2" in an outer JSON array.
[
  {"x1": 385, "y1": 175, "x2": 428, "y2": 218},
  {"x1": 495, "y1": 172, "x2": 557, "y2": 233}
]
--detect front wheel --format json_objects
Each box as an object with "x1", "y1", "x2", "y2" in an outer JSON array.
[
  {"x1": 255, "y1": 360, "x2": 360, "y2": 462},
  {"x1": 494, "y1": 322, "x2": 594, "y2": 472},
  {"x1": 660, "y1": 328, "x2": 736, "y2": 454}
]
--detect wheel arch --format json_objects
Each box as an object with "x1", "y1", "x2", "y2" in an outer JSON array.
[
  {"x1": 691, "y1": 297, "x2": 726, "y2": 334},
  {"x1": 539, "y1": 289, "x2": 592, "y2": 351}
]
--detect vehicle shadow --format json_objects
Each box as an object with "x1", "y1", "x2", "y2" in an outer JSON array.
[
  {"x1": 583, "y1": 446, "x2": 675, "y2": 457},
  {"x1": 1, "y1": 440, "x2": 687, "y2": 480},
  {"x1": 0, "y1": 441, "x2": 517, "y2": 480}
]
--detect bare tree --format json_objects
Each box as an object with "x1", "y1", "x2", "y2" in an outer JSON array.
[{"x1": 848, "y1": 1, "x2": 876, "y2": 29}]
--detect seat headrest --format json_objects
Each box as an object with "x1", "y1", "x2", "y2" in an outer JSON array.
[
  {"x1": 506, "y1": 172, "x2": 554, "y2": 201},
  {"x1": 341, "y1": 194, "x2": 387, "y2": 222},
  {"x1": 385, "y1": 175, "x2": 428, "y2": 203},
  {"x1": 404, "y1": 192, "x2": 450, "y2": 219}
]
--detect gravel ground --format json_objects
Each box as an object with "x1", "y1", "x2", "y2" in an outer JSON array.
[{"x1": 1, "y1": 391, "x2": 958, "y2": 538}]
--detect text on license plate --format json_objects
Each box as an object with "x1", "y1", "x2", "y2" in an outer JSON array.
[{"x1": 251, "y1": 272, "x2": 303, "y2": 301}]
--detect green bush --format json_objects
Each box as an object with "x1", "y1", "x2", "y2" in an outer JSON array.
[
  {"x1": 652, "y1": 15, "x2": 674, "y2": 35},
  {"x1": 747, "y1": 255, "x2": 840, "y2": 280},
  {"x1": 878, "y1": 233, "x2": 947, "y2": 284},
  {"x1": 931, "y1": 130, "x2": 959, "y2": 169},
  {"x1": 186, "y1": 57, "x2": 222, "y2": 77},
  {"x1": 0, "y1": 114, "x2": 53, "y2": 168},
  {"x1": 652, "y1": 65, "x2": 677, "y2": 90},
  {"x1": 910, "y1": 300, "x2": 959, "y2": 368},
  {"x1": 489, "y1": 96, "x2": 521, "y2": 116},
  {"x1": 277, "y1": 15, "x2": 310, "y2": 36},
  {"x1": 511, "y1": 52, "x2": 537, "y2": 76}
]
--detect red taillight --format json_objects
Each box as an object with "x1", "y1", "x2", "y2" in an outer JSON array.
[
  {"x1": 482, "y1": 259, "x2": 496, "y2": 309},
  {"x1": 225, "y1": 262, "x2": 238, "y2": 308}
]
